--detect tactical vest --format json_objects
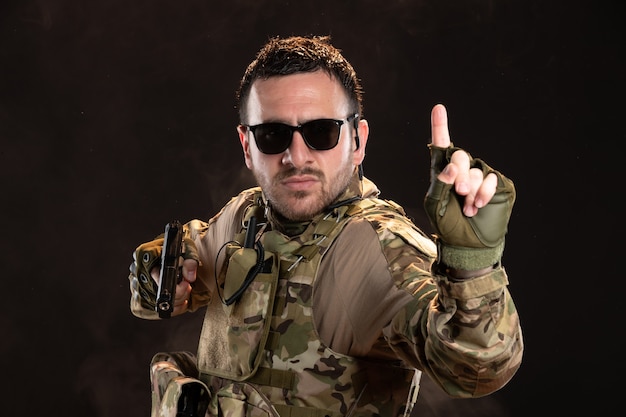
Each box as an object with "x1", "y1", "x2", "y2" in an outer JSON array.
[{"x1": 197, "y1": 192, "x2": 421, "y2": 417}]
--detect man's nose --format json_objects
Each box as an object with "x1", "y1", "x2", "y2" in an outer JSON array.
[{"x1": 281, "y1": 131, "x2": 313, "y2": 167}]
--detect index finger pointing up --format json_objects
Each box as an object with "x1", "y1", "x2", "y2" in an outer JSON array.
[{"x1": 431, "y1": 104, "x2": 451, "y2": 148}]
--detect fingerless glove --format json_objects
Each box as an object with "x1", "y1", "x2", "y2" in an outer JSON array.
[{"x1": 424, "y1": 144, "x2": 516, "y2": 271}]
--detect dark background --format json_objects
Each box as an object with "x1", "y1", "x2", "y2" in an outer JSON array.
[{"x1": 1, "y1": 0, "x2": 623, "y2": 415}]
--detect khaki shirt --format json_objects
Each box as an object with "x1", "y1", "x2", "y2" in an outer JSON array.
[{"x1": 131, "y1": 173, "x2": 523, "y2": 398}]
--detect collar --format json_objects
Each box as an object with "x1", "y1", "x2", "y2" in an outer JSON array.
[{"x1": 261, "y1": 170, "x2": 380, "y2": 236}]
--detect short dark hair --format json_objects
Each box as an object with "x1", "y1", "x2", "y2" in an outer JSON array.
[{"x1": 236, "y1": 35, "x2": 364, "y2": 123}]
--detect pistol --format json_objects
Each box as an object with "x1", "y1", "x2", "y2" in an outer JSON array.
[{"x1": 156, "y1": 220, "x2": 183, "y2": 318}]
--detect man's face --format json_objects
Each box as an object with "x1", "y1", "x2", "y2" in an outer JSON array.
[{"x1": 238, "y1": 70, "x2": 368, "y2": 221}]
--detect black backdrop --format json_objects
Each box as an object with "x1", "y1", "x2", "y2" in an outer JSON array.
[{"x1": 1, "y1": 0, "x2": 623, "y2": 415}]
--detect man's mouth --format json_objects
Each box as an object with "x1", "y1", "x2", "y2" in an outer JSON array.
[{"x1": 281, "y1": 174, "x2": 319, "y2": 191}]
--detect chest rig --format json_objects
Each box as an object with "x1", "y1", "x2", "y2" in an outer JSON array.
[{"x1": 197, "y1": 191, "x2": 419, "y2": 417}]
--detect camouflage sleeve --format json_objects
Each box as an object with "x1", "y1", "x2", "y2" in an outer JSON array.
[
  {"x1": 426, "y1": 266, "x2": 523, "y2": 397},
  {"x1": 384, "y1": 250, "x2": 523, "y2": 397},
  {"x1": 374, "y1": 213, "x2": 523, "y2": 398}
]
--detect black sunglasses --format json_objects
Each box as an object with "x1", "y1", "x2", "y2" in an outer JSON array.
[{"x1": 243, "y1": 114, "x2": 358, "y2": 155}]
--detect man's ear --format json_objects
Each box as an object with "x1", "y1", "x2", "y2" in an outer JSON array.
[
  {"x1": 353, "y1": 118, "x2": 369, "y2": 165},
  {"x1": 237, "y1": 125, "x2": 253, "y2": 169}
]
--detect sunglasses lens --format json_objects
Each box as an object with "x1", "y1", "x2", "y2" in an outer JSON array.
[
  {"x1": 250, "y1": 119, "x2": 343, "y2": 154},
  {"x1": 253, "y1": 123, "x2": 292, "y2": 154},
  {"x1": 302, "y1": 120, "x2": 341, "y2": 150}
]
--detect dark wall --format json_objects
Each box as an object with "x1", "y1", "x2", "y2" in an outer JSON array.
[{"x1": 1, "y1": 1, "x2": 622, "y2": 415}]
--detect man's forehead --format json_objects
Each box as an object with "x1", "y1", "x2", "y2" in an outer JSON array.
[{"x1": 246, "y1": 72, "x2": 349, "y2": 118}]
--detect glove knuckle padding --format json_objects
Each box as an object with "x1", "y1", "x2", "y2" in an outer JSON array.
[
  {"x1": 130, "y1": 238, "x2": 164, "y2": 307},
  {"x1": 424, "y1": 145, "x2": 516, "y2": 269},
  {"x1": 472, "y1": 175, "x2": 515, "y2": 246}
]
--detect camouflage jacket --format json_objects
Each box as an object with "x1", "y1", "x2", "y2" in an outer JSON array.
[{"x1": 130, "y1": 172, "x2": 523, "y2": 417}]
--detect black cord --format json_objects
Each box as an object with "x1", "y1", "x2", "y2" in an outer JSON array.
[
  {"x1": 223, "y1": 240, "x2": 265, "y2": 306},
  {"x1": 214, "y1": 240, "x2": 239, "y2": 305}
]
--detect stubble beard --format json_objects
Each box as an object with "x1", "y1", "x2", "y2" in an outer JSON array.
[{"x1": 252, "y1": 162, "x2": 355, "y2": 221}]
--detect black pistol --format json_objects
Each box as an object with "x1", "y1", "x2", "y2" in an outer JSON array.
[{"x1": 156, "y1": 220, "x2": 183, "y2": 318}]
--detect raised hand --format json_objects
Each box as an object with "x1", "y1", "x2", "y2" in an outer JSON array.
[
  {"x1": 425, "y1": 104, "x2": 516, "y2": 271},
  {"x1": 430, "y1": 104, "x2": 498, "y2": 217}
]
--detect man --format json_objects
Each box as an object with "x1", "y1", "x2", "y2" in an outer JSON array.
[{"x1": 129, "y1": 35, "x2": 523, "y2": 417}]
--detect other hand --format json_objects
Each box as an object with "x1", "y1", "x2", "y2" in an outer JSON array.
[{"x1": 150, "y1": 258, "x2": 198, "y2": 316}]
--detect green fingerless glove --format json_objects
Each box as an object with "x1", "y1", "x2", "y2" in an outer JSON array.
[
  {"x1": 129, "y1": 229, "x2": 200, "y2": 310},
  {"x1": 424, "y1": 144, "x2": 516, "y2": 271},
  {"x1": 130, "y1": 238, "x2": 164, "y2": 310}
]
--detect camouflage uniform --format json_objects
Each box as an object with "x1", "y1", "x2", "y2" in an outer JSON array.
[{"x1": 129, "y1": 172, "x2": 523, "y2": 417}]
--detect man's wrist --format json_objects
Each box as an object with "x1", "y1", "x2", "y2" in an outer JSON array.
[
  {"x1": 445, "y1": 265, "x2": 495, "y2": 281},
  {"x1": 438, "y1": 241, "x2": 504, "y2": 271}
]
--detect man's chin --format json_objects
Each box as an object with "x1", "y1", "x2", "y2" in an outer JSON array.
[{"x1": 277, "y1": 194, "x2": 324, "y2": 221}]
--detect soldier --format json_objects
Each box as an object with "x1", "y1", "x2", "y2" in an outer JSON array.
[{"x1": 129, "y1": 35, "x2": 523, "y2": 417}]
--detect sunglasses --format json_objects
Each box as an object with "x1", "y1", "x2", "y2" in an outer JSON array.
[{"x1": 243, "y1": 114, "x2": 358, "y2": 154}]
